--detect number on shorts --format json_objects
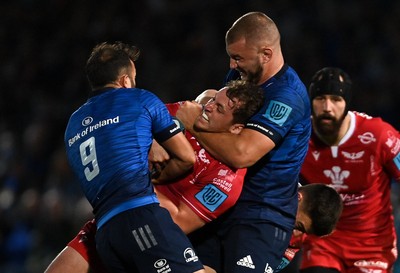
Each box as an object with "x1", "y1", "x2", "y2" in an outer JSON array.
[{"x1": 79, "y1": 137, "x2": 100, "y2": 181}]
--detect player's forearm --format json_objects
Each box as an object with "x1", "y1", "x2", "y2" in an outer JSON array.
[
  {"x1": 190, "y1": 130, "x2": 250, "y2": 168},
  {"x1": 154, "y1": 131, "x2": 195, "y2": 183},
  {"x1": 153, "y1": 158, "x2": 193, "y2": 184}
]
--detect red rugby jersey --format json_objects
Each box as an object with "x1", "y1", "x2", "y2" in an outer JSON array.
[
  {"x1": 156, "y1": 102, "x2": 246, "y2": 222},
  {"x1": 301, "y1": 111, "x2": 400, "y2": 240}
]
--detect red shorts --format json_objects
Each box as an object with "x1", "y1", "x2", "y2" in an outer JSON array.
[{"x1": 300, "y1": 230, "x2": 397, "y2": 273}]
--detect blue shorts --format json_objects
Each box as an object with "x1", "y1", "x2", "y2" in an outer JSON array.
[
  {"x1": 96, "y1": 203, "x2": 204, "y2": 273},
  {"x1": 190, "y1": 216, "x2": 290, "y2": 273}
]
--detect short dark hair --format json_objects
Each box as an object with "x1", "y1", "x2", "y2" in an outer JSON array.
[
  {"x1": 225, "y1": 80, "x2": 264, "y2": 124},
  {"x1": 299, "y1": 183, "x2": 343, "y2": 236},
  {"x1": 85, "y1": 41, "x2": 140, "y2": 90}
]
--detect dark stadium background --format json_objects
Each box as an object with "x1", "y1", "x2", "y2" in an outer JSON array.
[{"x1": 0, "y1": 1, "x2": 399, "y2": 272}]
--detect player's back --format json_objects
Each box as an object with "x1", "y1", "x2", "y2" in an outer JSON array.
[{"x1": 64, "y1": 88, "x2": 169, "y2": 221}]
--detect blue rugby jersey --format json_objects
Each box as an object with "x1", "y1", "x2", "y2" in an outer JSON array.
[
  {"x1": 64, "y1": 88, "x2": 181, "y2": 226},
  {"x1": 225, "y1": 64, "x2": 311, "y2": 231}
]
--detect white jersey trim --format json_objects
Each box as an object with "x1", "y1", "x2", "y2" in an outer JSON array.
[{"x1": 338, "y1": 111, "x2": 356, "y2": 146}]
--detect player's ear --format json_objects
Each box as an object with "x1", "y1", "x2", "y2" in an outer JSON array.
[
  {"x1": 119, "y1": 74, "x2": 131, "y2": 88},
  {"x1": 259, "y1": 46, "x2": 272, "y2": 63},
  {"x1": 298, "y1": 192, "x2": 303, "y2": 201},
  {"x1": 229, "y1": 124, "x2": 244, "y2": 135}
]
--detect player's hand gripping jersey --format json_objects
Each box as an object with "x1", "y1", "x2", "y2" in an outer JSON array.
[{"x1": 300, "y1": 111, "x2": 400, "y2": 271}]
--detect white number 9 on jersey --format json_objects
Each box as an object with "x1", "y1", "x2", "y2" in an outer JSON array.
[{"x1": 79, "y1": 137, "x2": 100, "y2": 181}]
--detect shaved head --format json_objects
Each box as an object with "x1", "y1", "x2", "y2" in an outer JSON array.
[{"x1": 226, "y1": 11, "x2": 280, "y2": 48}]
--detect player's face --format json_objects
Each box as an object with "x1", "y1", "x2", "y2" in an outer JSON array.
[
  {"x1": 226, "y1": 38, "x2": 264, "y2": 85},
  {"x1": 194, "y1": 88, "x2": 238, "y2": 133},
  {"x1": 295, "y1": 194, "x2": 312, "y2": 234},
  {"x1": 195, "y1": 89, "x2": 218, "y2": 105},
  {"x1": 312, "y1": 95, "x2": 347, "y2": 136}
]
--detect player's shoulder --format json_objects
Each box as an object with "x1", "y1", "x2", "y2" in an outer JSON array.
[
  {"x1": 276, "y1": 65, "x2": 306, "y2": 90},
  {"x1": 130, "y1": 88, "x2": 168, "y2": 112},
  {"x1": 353, "y1": 111, "x2": 393, "y2": 131},
  {"x1": 265, "y1": 65, "x2": 309, "y2": 107},
  {"x1": 352, "y1": 111, "x2": 399, "y2": 148},
  {"x1": 124, "y1": 87, "x2": 158, "y2": 100}
]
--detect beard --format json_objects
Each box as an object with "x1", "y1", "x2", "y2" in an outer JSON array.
[
  {"x1": 313, "y1": 112, "x2": 346, "y2": 138},
  {"x1": 238, "y1": 63, "x2": 263, "y2": 84}
]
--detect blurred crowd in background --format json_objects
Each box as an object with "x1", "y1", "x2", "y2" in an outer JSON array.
[{"x1": 0, "y1": 0, "x2": 399, "y2": 272}]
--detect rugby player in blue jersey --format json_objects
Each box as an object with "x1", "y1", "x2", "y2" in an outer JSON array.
[
  {"x1": 48, "y1": 84, "x2": 341, "y2": 273},
  {"x1": 64, "y1": 41, "x2": 205, "y2": 273},
  {"x1": 177, "y1": 12, "x2": 312, "y2": 273}
]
